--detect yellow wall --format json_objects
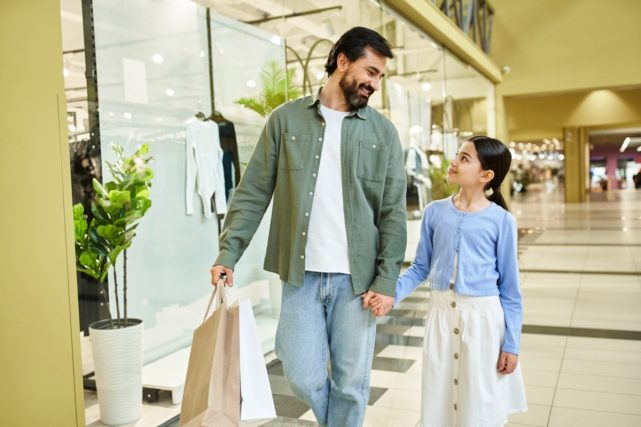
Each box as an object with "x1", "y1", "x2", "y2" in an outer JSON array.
[
  {"x1": 0, "y1": 1, "x2": 84, "y2": 425},
  {"x1": 491, "y1": 0, "x2": 641, "y2": 96},
  {"x1": 505, "y1": 88, "x2": 641, "y2": 141}
]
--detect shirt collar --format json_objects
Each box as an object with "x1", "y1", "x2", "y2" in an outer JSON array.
[{"x1": 307, "y1": 87, "x2": 368, "y2": 120}]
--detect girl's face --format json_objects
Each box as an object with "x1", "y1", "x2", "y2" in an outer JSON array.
[{"x1": 446, "y1": 140, "x2": 494, "y2": 188}]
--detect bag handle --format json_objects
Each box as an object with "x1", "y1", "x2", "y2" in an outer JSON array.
[{"x1": 203, "y1": 275, "x2": 230, "y2": 322}]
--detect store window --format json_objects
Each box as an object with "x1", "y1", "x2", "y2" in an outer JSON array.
[{"x1": 61, "y1": 0, "x2": 498, "y2": 408}]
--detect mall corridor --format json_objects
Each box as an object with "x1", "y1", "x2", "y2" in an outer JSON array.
[{"x1": 149, "y1": 190, "x2": 641, "y2": 427}]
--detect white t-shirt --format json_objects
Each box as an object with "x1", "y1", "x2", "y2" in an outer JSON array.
[{"x1": 305, "y1": 104, "x2": 351, "y2": 274}]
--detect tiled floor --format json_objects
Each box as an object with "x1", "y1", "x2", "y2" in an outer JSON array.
[{"x1": 85, "y1": 190, "x2": 641, "y2": 426}]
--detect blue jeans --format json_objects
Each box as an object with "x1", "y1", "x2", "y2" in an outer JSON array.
[{"x1": 275, "y1": 272, "x2": 376, "y2": 427}]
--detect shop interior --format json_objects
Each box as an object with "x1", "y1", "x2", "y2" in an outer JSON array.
[
  {"x1": 588, "y1": 129, "x2": 641, "y2": 192},
  {"x1": 508, "y1": 138, "x2": 565, "y2": 196}
]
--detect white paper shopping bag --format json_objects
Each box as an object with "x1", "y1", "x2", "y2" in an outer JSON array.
[{"x1": 238, "y1": 300, "x2": 277, "y2": 421}]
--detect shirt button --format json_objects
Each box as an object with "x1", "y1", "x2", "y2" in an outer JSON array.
[
  {"x1": 321, "y1": 122, "x2": 325, "y2": 126},
  {"x1": 309, "y1": 192, "x2": 313, "y2": 196},
  {"x1": 302, "y1": 231, "x2": 306, "y2": 236},
  {"x1": 454, "y1": 378, "x2": 459, "y2": 385},
  {"x1": 300, "y1": 255, "x2": 305, "y2": 259},
  {"x1": 453, "y1": 328, "x2": 459, "y2": 334},
  {"x1": 313, "y1": 173, "x2": 317, "y2": 178},
  {"x1": 305, "y1": 212, "x2": 309, "y2": 217},
  {"x1": 318, "y1": 137, "x2": 322, "y2": 142},
  {"x1": 315, "y1": 155, "x2": 319, "y2": 159},
  {"x1": 451, "y1": 301, "x2": 456, "y2": 308},
  {"x1": 454, "y1": 403, "x2": 458, "y2": 411},
  {"x1": 291, "y1": 136, "x2": 296, "y2": 140},
  {"x1": 454, "y1": 352, "x2": 459, "y2": 360},
  {"x1": 372, "y1": 144, "x2": 376, "y2": 148}
]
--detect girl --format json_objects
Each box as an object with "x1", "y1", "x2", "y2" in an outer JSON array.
[{"x1": 371, "y1": 136, "x2": 527, "y2": 426}]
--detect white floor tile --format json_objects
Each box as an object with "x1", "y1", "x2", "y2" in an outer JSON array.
[
  {"x1": 377, "y1": 345, "x2": 423, "y2": 361},
  {"x1": 548, "y1": 407, "x2": 641, "y2": 427},
  {"x1": 403, "y1": 326, "x2": 425, "y2": 337},
  {"x1": 525, "y1": 385, "x2": 556, "y2": 406},
  {"x1": 519, "y1": 355, "x2": 563, "y2": 373},
  {"x1": 563, "y1": 347, "x2": 641, "y2": 364},
  {"x1": 566, "y1": 337, "x2": 641, "y2": 352},
  {"x1": 363, "y1": 405, "x2": 421, "y2": 427},
  {"x1": 373, "y1": 388, "x2": 422, "y2": 412},
  {"x1": 508, "y1": 403, "x2": 550, "y2": 427},
  {"x1": 299, "y1": 409, "x2": 316, "y2": 422},
  {"x1": 561, "y1": 359, "x2": 641, "y2": 379},
  {"x1": 553, "y1": 388, "x2": 641, "y2": 415},
  {"x1": 557, "y1": 372, "x2": 641, "y2": 396},
  {"x1": 370, "y1": 370, "x2": 421, "y2": 392},
  {"x1": 522, "y1": 369, "x2": 559, "y2": 388}
]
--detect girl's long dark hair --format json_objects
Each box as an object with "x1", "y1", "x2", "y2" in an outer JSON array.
[{"x1": 468, "y1": 136, "x2": 512, "y2": 211}]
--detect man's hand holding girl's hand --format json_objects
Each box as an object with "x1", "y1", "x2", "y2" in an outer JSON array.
[{"x1": 362, "y1": 291, "x2": 394, "y2": 317}]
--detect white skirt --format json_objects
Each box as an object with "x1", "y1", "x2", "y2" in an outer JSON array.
[{"x1": 419, "y1": 289, "x2": 528, "y2": 427}]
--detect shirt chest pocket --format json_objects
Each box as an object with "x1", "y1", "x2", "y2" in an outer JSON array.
[
  {"x1": 279, "y1": 132, "x2": 307, "y2": 170},
  {"x1": 357, "y1": 140, "x2": 387, "y2": 182}
]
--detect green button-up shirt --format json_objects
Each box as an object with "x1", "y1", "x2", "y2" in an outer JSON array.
[{"x1": 215, "y1": 91, "x2": 407, "y2": 296}]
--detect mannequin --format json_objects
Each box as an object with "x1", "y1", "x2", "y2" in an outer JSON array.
[{"x1": 405, "y1": 126, "x2": 431, "y2": 214}]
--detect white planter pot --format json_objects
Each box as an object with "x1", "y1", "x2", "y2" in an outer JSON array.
[{"x1": 89, "y1": 319, "x2": 143, "y2": 426}]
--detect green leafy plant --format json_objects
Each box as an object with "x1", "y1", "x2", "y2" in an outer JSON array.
[
  {"x1": 73, "y1": 144, "x2": 153, "y2": 328},
  {"x1": 429, "y1": 155, "x2": 459, "y2": 200},
  {"x1": 235, "y1": 59, "x2": 302, "y2": 117}
]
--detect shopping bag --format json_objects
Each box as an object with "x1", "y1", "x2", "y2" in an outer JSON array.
[
  {"x1": 238, "y1": 300, "x2": 277, "y2": 421},
  {"x1": 179, "y1": 284, "x2": 240, "y2": 427}
]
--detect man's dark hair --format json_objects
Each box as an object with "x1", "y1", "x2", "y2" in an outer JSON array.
[{"x1": 324, "y1": 27, "x2": 394, "y2": 75}]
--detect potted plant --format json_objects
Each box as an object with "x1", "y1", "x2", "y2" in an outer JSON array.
[
  {"x1": 73, "y1": 143, "x2": 153, "y2": 425},
  {"x1": 236, "y1": 59, "x2": 302, "y2": 117}
]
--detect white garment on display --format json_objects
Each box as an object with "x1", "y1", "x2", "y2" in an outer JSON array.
[
  {"x1": 185, "y1": 118, "x2": 227, "y2": 217},
  {"x1": 443, "y1": 132, "x2": 459, "y2": 161},
  {"x1": 305, "y1": 104, "x2": 351, "y2": 274}
]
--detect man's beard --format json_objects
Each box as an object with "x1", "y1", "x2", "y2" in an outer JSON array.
[{"x1": 339, "y1": 73, "x2": 374, "y2": 110}]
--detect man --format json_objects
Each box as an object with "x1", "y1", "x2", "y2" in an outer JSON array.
[{"x1": 210, "y1": 27, "x2": 406, "y2": 426}]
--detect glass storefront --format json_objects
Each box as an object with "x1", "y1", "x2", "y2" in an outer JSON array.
[{"x1": 60, "y1": 0, "x2": 498, "y2": 406}]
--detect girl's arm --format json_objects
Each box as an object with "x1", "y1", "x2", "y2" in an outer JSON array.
[
  {"x1": 394, "y1": 205, "x2": 434, "y2": 306},
  {"x1": 496, "y1": 212, "x2": 523, "y2": 355}
]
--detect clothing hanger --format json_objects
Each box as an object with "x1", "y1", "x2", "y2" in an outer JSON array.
[{"x1": 195, "y1": 111, "x2": 208, "y2": 121}]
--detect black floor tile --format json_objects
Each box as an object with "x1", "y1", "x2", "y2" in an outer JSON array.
[
  {"x1": 372, "y1": 356, "x2": 415, "y2": 373},
  {"x1": 273, "y1": 393, "x2": 311, "y2": 419}
]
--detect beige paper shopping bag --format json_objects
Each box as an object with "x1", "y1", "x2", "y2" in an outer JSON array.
[{"x1": 180, "y1": 284, "x2": 240, "y2": 427}]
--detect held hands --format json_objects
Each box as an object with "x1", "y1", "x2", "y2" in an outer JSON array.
[
  {"x1": 362, "y1": 291, "x2": 394, "y2": 317},
  {"x1": 210, "y1": 264, "x2": 234, "y2": 287},
  {"x1": 496, "y1": 351, "x2": 518, "y2": 375}
]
